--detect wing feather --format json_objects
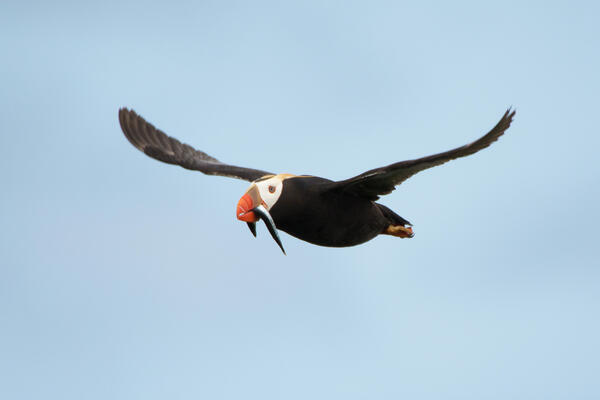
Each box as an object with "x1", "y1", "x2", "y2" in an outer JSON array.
[
  {"x1": 325, "y1": 108, "x2": 516, "y2": 200},
  {"x1": 119, "y1": 108, "x2": 273, "y2": 182}
]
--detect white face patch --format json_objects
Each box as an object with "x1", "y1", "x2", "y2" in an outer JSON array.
[{"x1": 254, "y1": 176, "x2": 284, "y2": 210}]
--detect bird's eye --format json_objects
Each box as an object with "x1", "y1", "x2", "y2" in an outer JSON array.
[{"x1": 268, "y1": 185, "x2": 276, "y2": 194}]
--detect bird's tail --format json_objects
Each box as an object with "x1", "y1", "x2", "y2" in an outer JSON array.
[{"x1": 376, "y1": 203, "x2": 412, "y2": 227}]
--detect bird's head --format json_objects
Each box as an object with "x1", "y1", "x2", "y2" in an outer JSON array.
[
  {"x1": 236, "y1": 175, "x2": 284, "y2": 223},
  {"x1": 236, "y1": 174, "x2": 290, "y2": 254}
]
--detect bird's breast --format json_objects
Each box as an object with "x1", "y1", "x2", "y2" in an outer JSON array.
[{"x1": 270, "y1": 177, "x2": 387, "y2": 247}]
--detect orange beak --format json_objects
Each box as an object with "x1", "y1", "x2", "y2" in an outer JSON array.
[
  {"x1": 236, "y1": 183, "x2": 286, "y2": 254},
  {"x1": 236, "y1": 185, "x2": 260, "y2": 222}
]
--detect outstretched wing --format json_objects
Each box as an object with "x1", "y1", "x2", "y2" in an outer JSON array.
[
  {"x1": 325, "y1": 108, "x2": 516, "y2": 200},
  {"x1": 119, "y1": 108, "x2": 274, "y2": 182}
]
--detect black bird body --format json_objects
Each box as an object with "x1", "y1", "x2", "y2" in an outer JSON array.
[
  {"x1": 269, "y1": 176, "x2": 404, "y2": 247},
  {"x1": 118, "y1": 107, "x2": 515, "y2": 253}
]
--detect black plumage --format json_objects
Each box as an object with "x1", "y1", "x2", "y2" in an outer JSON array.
[
  {"x1": 323, "y1": 108, "x2": 515, "y2": 200},
  {"x1": 119, "y1": 107, "x2": 515, "y2": 252},
  {"x1": 119, "y1": 108, "x2": 273, "y2": 182},
  {"x1": 269, "y1": 176, "x2": 411, "y2": 247}
]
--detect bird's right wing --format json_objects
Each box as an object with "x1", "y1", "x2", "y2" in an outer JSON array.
[
  {"x1": 119, "y1": 108, "x2": 274, "y2": 182},
  {"x1": 323, "y1": 108, "x2": 515, "y2": 200}
]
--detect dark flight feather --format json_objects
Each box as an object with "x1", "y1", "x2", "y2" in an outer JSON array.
[
  {"x1": 119, "y1": 108, "x2": 273, "y2": 182},
  {"x1": 325, "y1": 108, "x2": 516, "y2": 200}
]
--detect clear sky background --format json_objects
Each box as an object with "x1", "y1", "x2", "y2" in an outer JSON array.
[{"x1": 2, "y1": 1, "x2": 599, "y2": 399}]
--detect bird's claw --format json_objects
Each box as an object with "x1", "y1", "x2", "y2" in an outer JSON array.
[{"x1": 384, "y1": 225, "x2": 414, "y2": 238}]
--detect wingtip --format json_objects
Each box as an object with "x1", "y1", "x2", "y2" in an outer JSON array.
[
  {"x1": 118, "y1": 107, "x2": 143, "y2": 149},
  {"x1": 500, "y1": 107, "x2": 516, "y2": 129},
  {"x1": 506, "y1": 106, "x2": 516, "y2": 118},
  {"x1": 119, "y1": 107, "x2": 135, "y2": 117}
]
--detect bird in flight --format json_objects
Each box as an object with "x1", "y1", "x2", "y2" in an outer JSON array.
[{"x1": 119, "y1": 108, "x2": 515, "y2": 254}]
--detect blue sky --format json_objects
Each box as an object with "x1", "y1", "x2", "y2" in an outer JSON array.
[{"x1": 1, "y1": 1, "x2": 599, "y2": 399}]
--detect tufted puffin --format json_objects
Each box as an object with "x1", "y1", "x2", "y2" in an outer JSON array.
[{"x1": 119, "y1": 108, "x2": 515, "y2": 254}]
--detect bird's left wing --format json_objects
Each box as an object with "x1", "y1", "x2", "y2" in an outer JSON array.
[
  {"x1": 323, "y1": 108, "x2": 515, "y2": 200},
  {"x1": 119, "y1": 108, "x2": 274, "y2": 182}
]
